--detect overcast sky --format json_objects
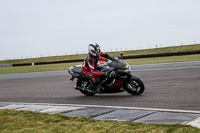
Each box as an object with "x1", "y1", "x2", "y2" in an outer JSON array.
[{"x1": 0, "y1": 0, "x2": 200, "y2": 60}]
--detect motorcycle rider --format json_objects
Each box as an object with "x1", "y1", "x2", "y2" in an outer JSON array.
[{"x1": 82, "y1": 42, "x2": 113, "y2": 93}]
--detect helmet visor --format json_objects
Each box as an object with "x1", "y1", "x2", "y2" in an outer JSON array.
[{"x1": 95, "y1": 49, "x2": 100, "y2": 54}]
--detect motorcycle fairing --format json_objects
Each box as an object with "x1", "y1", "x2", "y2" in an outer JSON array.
[{"x1": 107, "y1": 79, "x2": 124, "y2": 90}]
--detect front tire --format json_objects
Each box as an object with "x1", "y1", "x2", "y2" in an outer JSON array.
[
  {"x1": 123, "y1": 75, "x2": 145, "y2": 95},
  {"x1": 77, "y1": 79, "x2": 95, "y2": 96}
]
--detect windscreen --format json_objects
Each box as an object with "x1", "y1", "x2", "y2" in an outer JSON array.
[{"x1": 108, "y1": 58, "x2": 127, "y2": 70}]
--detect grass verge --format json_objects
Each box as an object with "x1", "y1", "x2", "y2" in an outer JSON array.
[
  {"x1": 0, "y1": 62, "x2": 81, "y2": 74},
  {"x1": 0, "y1": 54, "x2": 200, "y2": 74},
  {"x1": 1, "y1": 44, "x2": 200, "y2": 65},
  {"x1": 125, "y1": 54, "x2": 200, "y2": 65},
  {"x1": 0, "y1": 109, "x2": 199, "y2": 133}
]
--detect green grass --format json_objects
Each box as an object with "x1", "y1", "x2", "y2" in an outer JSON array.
[
  {"x1": 108, "y1": 44, "x2": 200, "y2": 57},
  {"x1": 0, "y1": 109, "x2": 199, "y2": 133},
  {"x1": 0, "y1": 62, "x2": 82, "y2": 74},
  {"x1": 0, "y1": 54, "x2": 199, "y2": 74},
  {"x1": 125, "y1": 54, "x2": 200, "y2": 65},
  {"x1": 1, "y1": 44, "x2": 200, "y2": 65},
  {"x1": 0, "y1": 54, "x2": 87, "y2": 65}
]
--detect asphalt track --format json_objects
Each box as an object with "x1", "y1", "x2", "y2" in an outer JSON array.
[{"x1": 0, "y1": 61, "x2": 200, "y2": 111}]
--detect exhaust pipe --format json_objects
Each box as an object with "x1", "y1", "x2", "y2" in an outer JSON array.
[{"x1": 74, "y1": 86, "x2": 82, "y2": 90}]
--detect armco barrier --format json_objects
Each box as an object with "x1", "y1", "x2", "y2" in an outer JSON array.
[
  {"x1": 13, "y1": 63, "x2": 32, "y2": 67},
  {"x1": 123, "y1": 50, "x2": 200, "y2": 59},
  {"x1": 12, "y1": 59, "x2": 84, "y2": 67},
  {"x1": 34, "y1": 59, "x2": 84, "y2": 65},
  {"x1": 11, "y1": 50, "x2": 200, "y2": 67},
  {"x1": 0, "y1": 64, "x2": 13, "y2": 68}
]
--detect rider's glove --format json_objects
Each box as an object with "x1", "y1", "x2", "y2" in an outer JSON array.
[{"x1": 107, "y1": 59, "x2": 112, "y2": 63}]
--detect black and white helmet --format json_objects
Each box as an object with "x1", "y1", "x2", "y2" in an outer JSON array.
[{"x1": 88, "y1": 42, "x2": 101, "y2": 56}]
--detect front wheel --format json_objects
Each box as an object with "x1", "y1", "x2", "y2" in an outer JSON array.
[{"x1": 123, "y1": 75, "x2": 145, "y2": 95}]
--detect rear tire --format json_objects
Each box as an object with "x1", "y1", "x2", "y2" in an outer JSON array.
[
  {"x1": 77, "y1": 79, "x2": 95, "y2": 96},
  {"x1": 80, "y1": 90, "x2": 95, "y2": 96},
  {"x1": 123, "y1": 76, "x2": 145, "y2": 95}
]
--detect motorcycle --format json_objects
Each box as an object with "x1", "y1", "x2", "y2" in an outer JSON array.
[{"x1": 68, "y1": 52, "x2": 145, "y2": 96}]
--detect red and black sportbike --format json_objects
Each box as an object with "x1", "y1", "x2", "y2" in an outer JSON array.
[{"x1": 68, "y1": 53, "x2": 145, "y2": 96}]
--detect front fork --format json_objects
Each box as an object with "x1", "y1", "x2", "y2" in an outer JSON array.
[{"x1": 125, "y1": 74, "x2": 136, "y2": 91}]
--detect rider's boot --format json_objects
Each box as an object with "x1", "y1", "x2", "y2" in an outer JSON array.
[{"x1": 85, "y1": 80, "x2": 97, "y2": 93}]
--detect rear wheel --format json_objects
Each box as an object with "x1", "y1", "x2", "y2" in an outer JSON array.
[
  {"x1": 123, "y1": 76, "x2": 145, "y2": 95},
  {"x1": 77, "y1": 79, "x2": 95, "y2": 96}
]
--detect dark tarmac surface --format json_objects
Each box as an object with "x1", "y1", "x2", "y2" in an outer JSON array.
[{"x1": 0, "y1": 61, "x2": 200, "y2": 111}]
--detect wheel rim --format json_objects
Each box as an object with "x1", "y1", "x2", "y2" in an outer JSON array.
[{"x1": 129, "y1": 80, "x2": 141, "y2": 93}]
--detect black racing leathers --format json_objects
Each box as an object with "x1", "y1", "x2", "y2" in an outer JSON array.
[{"x1": 82, "y1": 52, "x2": 113, "y2": 83}]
